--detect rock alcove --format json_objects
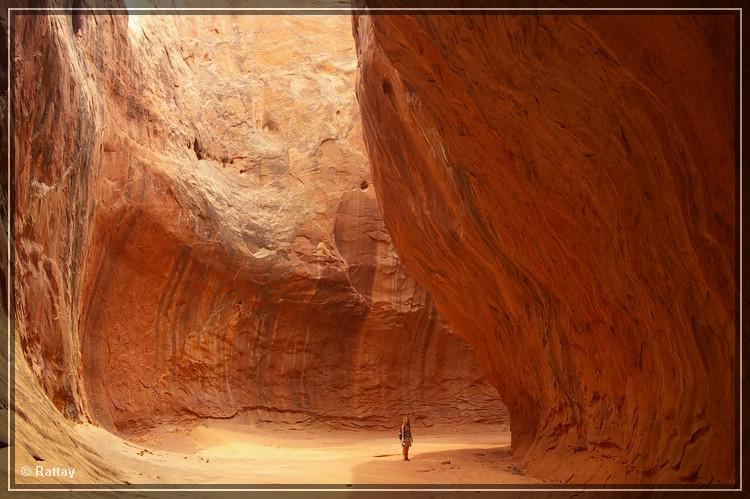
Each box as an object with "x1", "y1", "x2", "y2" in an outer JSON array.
[{"x1": 9, "y1": 9, "x2": 736, "y2": 486}]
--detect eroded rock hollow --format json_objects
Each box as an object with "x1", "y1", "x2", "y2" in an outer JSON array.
[
  {"x1": 353, "y1": 13, "x2": 736, "y2": 483},
  {"x1": 12, "y1": 7, "x2": 737, "y2": 486},
  {"x1": 14, "y1": 12, "x2": 506, "y2": 435}
]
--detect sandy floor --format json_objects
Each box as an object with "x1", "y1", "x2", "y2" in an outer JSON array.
[{"x1": 64, "y1": 419, "x2": 537, "y2": 485}]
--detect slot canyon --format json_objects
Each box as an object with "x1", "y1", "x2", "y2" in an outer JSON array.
[{"x1": 3, "y1": 4, "x2": 737, "y2": 489}]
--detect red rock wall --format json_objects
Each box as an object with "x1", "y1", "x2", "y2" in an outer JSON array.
[
  {"x1": 13, "y1": 11, "x2": 506, "y2": 433},
  {"x1": 353, "y1": 14, "x2": 736, "y2": 483}
]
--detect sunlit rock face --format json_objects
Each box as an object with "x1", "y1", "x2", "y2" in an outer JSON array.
[
  {"x1": 14, "y1": 12, "x2": 506, "y2": 433},
  {"x1": 353, "y1": 13, "x2": 735, "y2": 483}
]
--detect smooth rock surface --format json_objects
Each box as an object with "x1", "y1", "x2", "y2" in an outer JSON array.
[{"x1": 353, "y1": 13, "x2": 736, "y2": 483}]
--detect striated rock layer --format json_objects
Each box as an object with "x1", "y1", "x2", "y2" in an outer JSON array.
[
  {"x1": 353, "y1": 14, "x2": 736, "y2": 483},
  {"x1": 13, "y1": 11, "x2": 506, "y2": 434}
]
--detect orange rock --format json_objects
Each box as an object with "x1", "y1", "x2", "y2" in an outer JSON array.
[
  {"x1": 13, "y1": 14, "x2": 506, "y2": 434},
  {"x1": 353, "y1": 13, "x2": 736, "y2": 483}
]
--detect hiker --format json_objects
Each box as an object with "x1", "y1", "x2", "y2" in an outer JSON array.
[{"x1": 399, "y1": 416, "x2": 413, "y2": 461}]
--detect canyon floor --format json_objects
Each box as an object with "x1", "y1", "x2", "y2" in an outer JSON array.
[{"x1": 56, "y1": 420, "x2": 535, "y2": 485}]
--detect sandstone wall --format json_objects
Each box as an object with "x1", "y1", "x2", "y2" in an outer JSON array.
[
  {"x1": 353, "y1": 13, "x2": 736, "y2": 483},
  {"x1": 13, "y1": 10, "x2": 506, "y2": 433}
]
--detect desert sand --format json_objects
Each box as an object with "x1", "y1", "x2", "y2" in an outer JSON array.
[{"x1": 66, "y1": 420, "x2": 536, "y2": 485}]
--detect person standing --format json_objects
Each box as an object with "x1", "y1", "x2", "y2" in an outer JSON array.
[{"x1": 399, "y1": 416, "x2": 413, "y2": 461}]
